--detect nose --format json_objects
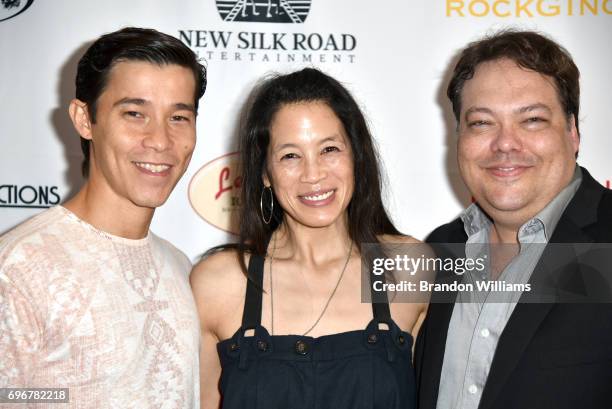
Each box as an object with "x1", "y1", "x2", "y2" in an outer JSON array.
[
  {"x1": 301, "y1": 155, "x2": 326, "y2": 183},
  {"x1": 142, "y1": 120, "x2": 172, "y2": 152},
  {"x1": 491, "y1": 123, "x2": 522, "y2": 153}
]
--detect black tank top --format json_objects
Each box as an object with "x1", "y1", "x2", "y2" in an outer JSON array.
[{"x1": 216, "y1": 254, "x2": 416, "y2": 409}]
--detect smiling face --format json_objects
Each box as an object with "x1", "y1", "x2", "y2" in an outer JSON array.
[
  {"x1": 457, "y1": 58, "x2": 579, "y2": 227},
  {"x1": 264, "y1": 101, "x2": 354, "y2": 230},
  {"x1": 72, "y1": 60, "x2": 197, "y2": 211}
]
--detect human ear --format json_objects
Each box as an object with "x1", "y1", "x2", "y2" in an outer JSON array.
[
  {"x1": 568, "y1": 115, "x2": 580, "y2": 155},
  {"x1": 262, "y1": 170, "x2": 271, "y2": 188},
  {"x1": 68, "y1": 99, "x2": 93, "y2": 140}
]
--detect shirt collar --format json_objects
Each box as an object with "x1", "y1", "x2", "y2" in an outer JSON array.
[{"x1": 460, "y1": 165, "x2": 582, "y2": 242}]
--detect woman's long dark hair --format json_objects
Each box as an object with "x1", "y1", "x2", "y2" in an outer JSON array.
[{"x1": 208, "y1": 68, "x2": 400, "y2": 274}]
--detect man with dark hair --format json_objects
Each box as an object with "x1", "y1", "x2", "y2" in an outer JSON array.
[
  {"x1": 0, "y1": 27, "x2": 206, "y2": 407},
  {"x1": 415, "y1": 30, "x2": 612, "y2": 409}
]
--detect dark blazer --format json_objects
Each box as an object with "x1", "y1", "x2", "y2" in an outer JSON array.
[{"x1": 415, "y1": 167, "x2": 612, "y2": 409}]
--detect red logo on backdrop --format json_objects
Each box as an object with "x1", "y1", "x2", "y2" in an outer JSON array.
[
  {"x1": 215, "y1": 166, "x2": 242, "y2": 200},
  {"x1": 189, "y1": 152, "x2": 242, "y2": 234}
]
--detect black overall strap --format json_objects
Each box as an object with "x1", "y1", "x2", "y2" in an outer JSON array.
[
  {"x1": 371, "y1": 270, "x2": 392, "y2": 323},
  {"x1": 241, "y1": 253, "x2": 266, "y2": 330}
]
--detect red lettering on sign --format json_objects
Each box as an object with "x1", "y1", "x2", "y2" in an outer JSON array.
[
  {"x1": 215, "y1": 167, "x2": 242, "y2": 199},
  {"x1": 215, "y1": 167, "x2": 232, "y2": 200}
]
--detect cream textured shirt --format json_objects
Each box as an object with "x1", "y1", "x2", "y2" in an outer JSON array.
[{"x1": 0, "y1": 206, "x2": 200, "y2": 408}]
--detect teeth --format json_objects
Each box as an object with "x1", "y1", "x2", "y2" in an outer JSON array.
[
  {"x1": 497, "y1": 167, "x2": 516, "y2": 171},
  {"x1": 303, "y1": 191, "x2": 334, "y2": 201},
  {"x1": 134, "y1": 162, "x2": 170, "y2": 173}
]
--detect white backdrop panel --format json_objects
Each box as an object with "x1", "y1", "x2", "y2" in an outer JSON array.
[{"x1": 1, "y1": 0, "x2": 610, "y2": 261}]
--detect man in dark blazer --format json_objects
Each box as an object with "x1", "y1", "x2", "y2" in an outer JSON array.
[{"x1": 415, "y1": 30, "x2": 612, "y2": 409}]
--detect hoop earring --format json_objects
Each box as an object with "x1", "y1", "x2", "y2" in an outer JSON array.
[{"x1": 260, "y1": 186, "x2": 274, "y2": 224}]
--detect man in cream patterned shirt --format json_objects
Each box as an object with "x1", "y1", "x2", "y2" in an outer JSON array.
[{"x1": 0, "y1": 27, "x2": 207, "y2": 408}]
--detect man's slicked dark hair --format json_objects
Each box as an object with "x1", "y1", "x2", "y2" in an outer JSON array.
[
  {"x1": 75, "y1": 27, "x2": 207, "y2": 177},
  {"x1": 447, "y1": 29, "x2": 580, "y2": 134},
  {"x1": 219, "y1": 68, "x2": 400, "y2": 274}
]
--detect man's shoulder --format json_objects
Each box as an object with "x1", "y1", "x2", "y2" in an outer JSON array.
[
  {"x1": 561, "y1": 166, "x2": 612, "y2": 241},
  {"x1": 425, "y1": 218, "x2": 467, "y2": 244},
  {"x1": 148, "y1": 232, "x2": 192, "y2": 273},
  {"x1": 0, "y1": 207, "x2": 85, "y2": 293},
  {"x1": 598, "y1": 186, "x2": 612, "y2": 217},
  {"x1": 593, "y1": 173, "x2": 612, "y2": 215},
  {"x1": 592, "y1": 179, "x2": 612, "y2": 239},
  {"x1": 0, "y1": 207, "x2": 73, "y2": 262}
]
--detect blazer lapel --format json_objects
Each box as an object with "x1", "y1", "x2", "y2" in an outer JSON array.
[{"x1": 477, "y1": 280, "x2": 556, "y2": 409}]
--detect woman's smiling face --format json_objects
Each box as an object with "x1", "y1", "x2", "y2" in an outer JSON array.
[{"x1": 264, "y1": 101, "x2": 355, "y2": 229}]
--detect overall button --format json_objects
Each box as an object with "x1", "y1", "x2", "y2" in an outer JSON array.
[
  {"x1": 295, "y1": 340, "x2": 309, "y2": 355},
  {"x1": 367, "y1": 334, "x2": 378, "y2": 344},
  {"x1": 257, "y1": 340, "x2": 268, "y2": 352},
  {"x1": 229, "y1": 342, "x2": 239, "y2": 352},
  {"x1": 398, "y1": 335, "x2": 405, "y2": 345}
]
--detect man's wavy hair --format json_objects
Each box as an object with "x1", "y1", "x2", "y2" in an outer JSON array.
[{"x1": 447, "y1": 29, "x2": 580, "y2": 135}]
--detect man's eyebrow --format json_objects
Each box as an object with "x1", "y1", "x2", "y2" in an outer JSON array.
[
  {"x1": 516, "y1": 103, "x2": 552, "y2": 114},
  {"x1": 464, "y1": 107, "x2": 492, "y2": 118},
  {"x1": 112, "y1": 98, "x2": 195, "y2": 113},
  {"x1": 174, "y1": 102, "x2": 196, "y2": 113},
  {"x1": 464, "y1": 104, "x2": 553, "y2": 117},
  {"x1": 113, "y1": 97, "x2": 148, "y2": 107}
]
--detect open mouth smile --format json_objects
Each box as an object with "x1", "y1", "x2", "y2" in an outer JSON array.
[
  {"x1": 486, "y1": 165, "x2": 531, "y2": 178},
  {"x1": 298, "y1": 189, "x2": 336, "y2": 206},
  {"x1": 133, "y1": 162, "x2": 172, "y2": 174}
]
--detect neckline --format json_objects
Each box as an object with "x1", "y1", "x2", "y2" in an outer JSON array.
[
  {"x1": 241, "y1": 253, "x2": 393, "y2": 331},
  {"x1": 57, "y1": 205, "x2": 151, "y2": 246}
]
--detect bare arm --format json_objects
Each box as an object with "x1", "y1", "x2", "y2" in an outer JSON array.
[
  {"x1": 198, "y1": 325, "x2": 222, "y2": 409},
  {"x1": 191, "y1": 259, "x2": 223, "y2": 409},
  {"x1": 379, "y1": 235, "x2": 432, "y2": 350},
  {"x1": 190, "y1": 251, "x2": 245, "y2": 409}
]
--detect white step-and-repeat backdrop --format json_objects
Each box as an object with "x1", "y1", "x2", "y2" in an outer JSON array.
[{"x1": 1, "y1": 0, "x2": 611, "y2": 261}]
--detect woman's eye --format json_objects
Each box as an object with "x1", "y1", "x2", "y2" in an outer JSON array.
[
  {"x1": 171, "y1": 115, "x2": 190, "y2": 122},
  {"x1": 281, "y1": 153, "x2": 298, "y2": 160},
  {"x1": 322, "y1": 146, "x2": 340, "y2": 153}
]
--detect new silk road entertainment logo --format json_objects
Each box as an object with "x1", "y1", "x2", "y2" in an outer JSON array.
[
  {"x1": 216, "y1": 0, "x2": 311, "y2": 23},
  {"x1": 181, "y1": 0, "x2": 354, "y2": 63},
  {"x1": 0, "y1": 0, "x2": 34, "y2": 22}
]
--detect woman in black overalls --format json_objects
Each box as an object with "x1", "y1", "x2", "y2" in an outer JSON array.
[{"x1": 191, "y1": 68, "x2": 428, "y2": 409}]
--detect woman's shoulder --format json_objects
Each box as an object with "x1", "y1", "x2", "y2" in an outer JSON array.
[
  {"x1": 376, "y1": 235, "x2": 431, "y2": 336},
  {"x1": 190, "y1": 249, "x2": 251, "y2": 337},
  {"x1": 378, "y1": 233, "x2": 421, "y2": 244},
  {"x1": 190, "y1": 249, "x2": 249, "y2": 299},
  {"x1": 192, "y1": 248, "x2": 242, "y2": 272}
]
